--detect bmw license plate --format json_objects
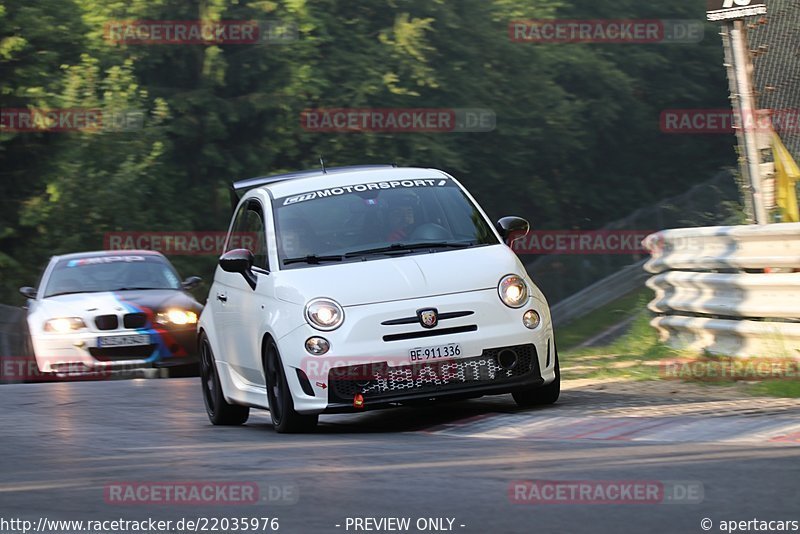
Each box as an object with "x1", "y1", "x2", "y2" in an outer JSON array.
[
  {"x1": 98, "y1": 334, "x2": 150, "y2": 347},
  {"x1": 409, "y1": 343, "x2": 461, "y2": 362}
]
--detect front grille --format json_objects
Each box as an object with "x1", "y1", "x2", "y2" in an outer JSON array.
[
  {"x1": 381, "y1": 310, "x2": 474, "y2": 326},
  {"x1": 382, "y1": 325, "x2": 477, "y2": 342},
  {"x1": 123, "y1": 313, "x2": 147, "y2": 329},
  {"x1": 89, "y1": 345, "x2": 157, "y2": 361},
  {"x1": 329, "y1": 344, "x2": 537, "y2": 402},
  {"x1": 95, "y1": 315, "x2": 119, "y2": 331}
]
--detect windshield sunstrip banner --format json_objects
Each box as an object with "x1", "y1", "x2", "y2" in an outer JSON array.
[
  {"x1": 279, "y1": 178, "x2": 451, "y2": 205},
  {"x1": 66, "y1": 256, "x2": 148, "y2": 267}
]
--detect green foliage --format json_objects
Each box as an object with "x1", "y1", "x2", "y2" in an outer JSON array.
[
  {"x1": 18, "y1": 54, "x2": 178, "y2": 251},
  {"x1": 0, "y1": 0, "x2": 736, "y2": 302}
]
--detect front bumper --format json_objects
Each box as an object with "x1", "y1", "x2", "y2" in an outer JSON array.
[
  {"x1": 30, "y1": 327, "x2": 198, "y2": 374},
  {"x1": 323, "y1": 343, "x2": 546, "y2": 413},
  {"x1": 277, "y1": 288, "x2": 556, "y2": 414}
]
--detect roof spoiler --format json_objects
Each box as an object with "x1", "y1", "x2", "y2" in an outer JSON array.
[{"x1": 228, "y1": 164, "x2": 398, "y2": 211}]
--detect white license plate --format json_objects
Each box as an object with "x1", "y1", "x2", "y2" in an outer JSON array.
[
  {"x1": 409, "y1": 343, "x2": 461, "y2": 362},
  {"x1": 98, "y1": 334, "x2": 150, "y2": 347}
]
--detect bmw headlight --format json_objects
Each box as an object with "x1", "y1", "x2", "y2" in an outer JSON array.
[
  {"x1": 44, "y1": 317, "x2": 86, "y2": 333},
  {"x1": 305, "y1": 298, "x2": 344, "y2": 331},
  {"x1": 156, "y1": 309, "x2": 198, "y2": 326},
  {"x1": 498, "y1": 274, "x2": 529, "y2": 308}
]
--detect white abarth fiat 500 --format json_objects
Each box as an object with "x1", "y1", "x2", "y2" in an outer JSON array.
[{"x1": 199, "y1": 165, "x2": 559, "y2": 432}]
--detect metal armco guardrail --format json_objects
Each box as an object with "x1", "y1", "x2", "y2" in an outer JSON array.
[
  {"x1": 647, "y1": 272, "x2": 800, "y2": 319},
  {"x1": 0, "y1": 304, "x2": 34, "y2": 383},
  {"x1": 643, "y1": 222, "x2": 800, "y2": 358},
  {"x1": 650, "y1": 316, "x2": 800, "y2": 359},
  {"x1": 644, "y1": 223, "x2": 800, "y2": 273},
  {"x1": 0, "y1": 304, "x2": 27, "y2": 357}
]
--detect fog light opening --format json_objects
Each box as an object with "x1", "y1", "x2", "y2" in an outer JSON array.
[
  {"x1": 523, "y1": 310, "x2": 541, "y2": 330},
  {"x1": 305, "y1": 337, "x2": 330, "y2": 355},
  {"x1": 497, "y1": 349, "x2": 519, "y2": 370}
]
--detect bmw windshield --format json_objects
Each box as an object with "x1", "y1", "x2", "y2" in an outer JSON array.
[
  {"x1": 272, "y1": 178, "x2": 499, "y2": 269},
  {"x1": 43, "y1": 255, "x2": 182, "y2": 297}
]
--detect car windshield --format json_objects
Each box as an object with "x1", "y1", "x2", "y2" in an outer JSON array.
[
  {"x1": 43, "y1": 255, "x2": 182, "y2": 297},
  {"x1": 272, "y1": 177, "x2": 498, "y2": 268}
]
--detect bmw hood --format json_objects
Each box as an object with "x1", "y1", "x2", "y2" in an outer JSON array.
[
  {"x1": 37, "y1": 290, "x2": 202, "y2": 322},
  {"x1": 275, "y1": 244, "x2": 533, "y2": 306}
]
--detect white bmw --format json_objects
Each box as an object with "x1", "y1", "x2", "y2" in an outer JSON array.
[
  {"x1": 199, "y1": 165, "x2": 559, "y2": 432},
  {"x1": 21, "y1": 250, "x2": 203, "y2": 377}
]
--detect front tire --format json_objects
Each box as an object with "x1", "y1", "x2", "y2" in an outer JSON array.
[
  {"x1": 513, "y1": 346, "x2": 560, "y2": 407},
  {"x1": 264, "y1": 341, "x2": 318, "y2": 433},
  {"x1": 199, "y1": 333, "x2": 249, "y2": 425}
]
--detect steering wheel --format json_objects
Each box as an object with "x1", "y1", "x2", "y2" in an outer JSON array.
[{"x1": 408, "y1": 223, "x2": 453, "y2": 242}]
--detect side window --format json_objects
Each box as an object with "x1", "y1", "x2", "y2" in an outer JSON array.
[
  {"x1": 243, "y1": 203, "x2": 268, "y2": 269},
  {"x1": 226, "y1": 200, "x2": 269, "y2": 270},
  {"x1": 225, "y1": 203, "x2": 249, "y2": 254}
]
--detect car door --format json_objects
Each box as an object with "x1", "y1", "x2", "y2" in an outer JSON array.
[
  {"x1": 224, "y1": 199, "x2": 272, "y2": 386},
  {"x1": 207, "y1": 202, "x2": 250, "y2": 365}
]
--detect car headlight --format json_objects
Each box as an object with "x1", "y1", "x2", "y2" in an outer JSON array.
[
  {"x1": 155, "y1": 309, "x2": 198, "y2": 326},
  {"x1": 305, "y1": 298, "x2": 344, "y2": 331},
  {"x1": 44, "y1": 317, "x2": 86, "y2": 333},
  {"x1": 523, "y1": 309, "x2": 541, "y2": 329},
  {"x1": 498, "y1": 274, "x2": 529, "y2": 308},
  {"x1": 305, "y1": 337, "x2": 330, "y2": 355}
]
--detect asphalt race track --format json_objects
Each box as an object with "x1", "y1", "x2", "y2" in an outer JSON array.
[{"x1": 1, "y1": 378, "x2": 799, "y2": 534}]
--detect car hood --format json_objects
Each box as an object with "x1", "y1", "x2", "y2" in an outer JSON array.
[
  {"x1": 38, "y1": 289, "x2": 202, "y2": 319},
  {"x1": 274, "y1": 244, "x2": 527, "y2": 306}
]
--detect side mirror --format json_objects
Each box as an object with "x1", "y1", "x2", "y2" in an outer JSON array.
[
  {"x1": 19, "y1": 287, "x2": 37, "y2": 300},
  {"x1": 219, "y1": 249, "x2": 257, "y2": 290},
  {"x1": 496, "y1": 216, "x2": 530, "y2": 245},
  {"x1": 181, "y1": 276, "x2": 202, "y2": 290}
]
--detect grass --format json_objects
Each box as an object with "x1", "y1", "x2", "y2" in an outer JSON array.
[
  {"x1": 557, "y1": 292, "x2": 800, "y2": 398},
  {"x1": 749, "y1": 381, "x2": 800, "y2": 398},
  {"x1": 560, "y1": 311, "x2": 676, "y2": 382},
  {"x1": 555, "y1": 288, "x2": 652, "y2": 350}
]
